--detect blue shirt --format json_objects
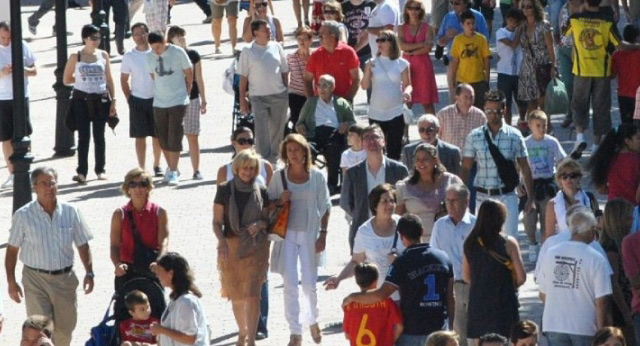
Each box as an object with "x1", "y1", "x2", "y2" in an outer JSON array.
[
  {"x1": 431, "y1": 212, "x2": 476, "y2": 280},
  {"x1": 436, "y1": 9, "x2": 490, "y2": 57}
]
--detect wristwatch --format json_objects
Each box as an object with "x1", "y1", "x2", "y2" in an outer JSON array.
[{"x1": 85, "y1": 271, "x2": 95, "y2": 278}]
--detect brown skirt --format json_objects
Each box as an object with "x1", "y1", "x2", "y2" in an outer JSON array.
[{"x1": 218, "y1": 236, "x2": 269, "y2": 300}]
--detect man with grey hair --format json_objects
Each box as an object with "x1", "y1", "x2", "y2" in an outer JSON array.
[
  {"x1": 430, "y1": 183, "x2": 475, "y2": 346},
  {"x1": 537, "y1": 207, "x2": 612, "y2": 346},
  {"x1": 305, "y1": 20, "x2": 360, "y2": 103},
  {"x1": 5, "y1": 166, "x2": 94, "y2": 346},
  {"x1": 401, "y1": 114, "x2": 461, "y2": 174}
]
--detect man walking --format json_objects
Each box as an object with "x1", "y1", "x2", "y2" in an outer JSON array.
[
  {"x1": 5, "y1": 167, "x2": 95, "y2": 346},
  {"x1": 147, "y1": 31, "x2": 193, "y2": 186}
]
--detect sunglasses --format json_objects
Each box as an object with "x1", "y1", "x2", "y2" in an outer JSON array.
[
  {"x1": 407, "y1": 6, "x2": 422, "y2": 10},
  {"x1": 376, "y1": 38, "x2": 390, "y2": 43},
  {"x1": 254, "y1": 2, "x2": 268, "y2": 8},
  {"x1": 236, "y1": 138, "x2": 255, "y2": 145},
  {"x1": 36, "y1": 181, "x2": 58, "y2": 188},
  {"x1": 128, "y1": 181, "x2": 149, "y2": 188},
  {"x1": 484, "y1": 108, "x2": 503, "y2": 115},
  {"x1": 560, "y1": 172, "x2": 581, "y2": 180},
  {"x1": 89, "y1": 35, "x2": 101, "y2": 41},
  {"x1": 418, "y1": 126, "x2": 437, "y2": 134},
  {"x1": 323, "y1": 9, "x2": 337, "y2": 14}
]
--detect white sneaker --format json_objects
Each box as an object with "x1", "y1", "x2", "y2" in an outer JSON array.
[
  {"x1": 162, "y1": 168, "x2": 170, "y2": 183},
  {"x1": 1, "y1": 174, "x2": 14, "y2": 188},
  {"x1": 193, "y1": 171, "x2": 203, "y2": 180},
  {"x1": 168, "y1": 171, "x2": 179, "y2": 186},
  {"x1": 528, "y1": 243, "x2": 539, "y2": 263}
]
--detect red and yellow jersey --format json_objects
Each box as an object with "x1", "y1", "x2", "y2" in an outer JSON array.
[{"x1": 343, "y1": 298, "x2": 403, "y2": 346}]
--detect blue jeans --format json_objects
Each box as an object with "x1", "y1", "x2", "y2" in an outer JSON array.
[
  {"x1": 545, "y1": 332, "x2": 593, "y2": 346},
  {"x1": 396, "y1": 334, "x2": 429, "y2": 346},
  {"x1": 257, "y1": 281, "x2": 269, "y2": 335}
]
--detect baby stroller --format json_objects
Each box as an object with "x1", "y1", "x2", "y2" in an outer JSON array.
[
  {"x1": 86, "y1": 276, "x2": 166, "y2": 346},
  {"x1": 224, "y1": 53, "x2": 255, "y2": 134}
]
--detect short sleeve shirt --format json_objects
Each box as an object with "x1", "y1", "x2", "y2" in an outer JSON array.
[
  {"x1": 450, "y1": 33, "x2": 490, "y2": 84},
  {"x1": 343, "y1": 297, "x2": 402, "y2": 346},
  {"x1": 342, "y1": 0, "x2": 376, "y2": 57},
  {"x1": 385, "y1": 243, "x2": 453, "y2": 335},
  {"x1": 564, "y1": 10, "x2": 620, "y2": 77},
  {"x1": 366, "y1": 0, "x2": 399, "y2": 57},
  {"x1": 0, "y1": 41, "x2": 36, "y2": 99},
  {"x1": 525, "y1": 134, "x2": 567, "y2": 179},
  {"x1": 436, "y1": 104, "x2": 487, "y2": 151},
  {"x1": 146, "y1": 44, "x2": 192, "y2": 108},
  {"x1": 306, "y1": 42, "x2": 360, "y2": 98},
  {"x1": 436, "y1": 9, "x2": 490, "y2": 57},
  {"x1": 237, "y1": 42, "x2": 289, "y2": 96},
  {"x1": 159, "y1": 294, "x2": 209, "y2": 346},
  {"x1": 121, "y1": 47, "x2": 154, "y2": 99},
  {"x1": 463, "y1": 124, "x2": 528, "y2": 189},
  {"x1": 120, "y1": 317, "x2": 159, "y2": 343}
]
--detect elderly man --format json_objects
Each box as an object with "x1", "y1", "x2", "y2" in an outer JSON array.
[
  {"x1": 431, "y1": 184, "x2": 476, "y2": 346},
  {"x1": 538, "y1": 207, "x2": 612, "y2": 345},
  {"x1": 6, "y1": 167, "x2": 94, "y2": 346},
  {"x1": 21, "y1": 315, "x2": 54, "y2": 346},
  {"x1": 239, "y1": 19, "x2": 289, "y2": 164},
  {"x1": 461, "y1": 89, "x2": 534, "y2": 238},
  {"x1": 341, "y1": 124, "x2": 408, "y2": 250},
  {"x1": 0, "y1": 21, "x2": 37, "y2": 189},
  {"x1": 296, "y1": 74, "x2": 355, "y2": 194},
  {"x1": 401, "y1": 114, "x2": 461, "y2": 175},
  {"x1": 366, "y1": 0, "x2": 398, "y2": 57},
  {"x1": 305, "y1": 21, "x2": 360, "y2": 103}
]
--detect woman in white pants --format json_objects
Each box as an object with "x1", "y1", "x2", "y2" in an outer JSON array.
[{"x1": 267, "y1": 134, "x2": 330, "y2": 346}]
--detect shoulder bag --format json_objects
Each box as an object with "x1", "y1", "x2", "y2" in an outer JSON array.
[
  {"x1": 269, "y1": 170, "x2": 290, "y2": 242},
  {"x1": 484, "y1": 129, "x2": 519, "y2": 193},
  {"x1": 126, "y1": 211, "x2": 159, "y2": 274}
]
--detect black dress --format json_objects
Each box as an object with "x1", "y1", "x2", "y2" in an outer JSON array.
[{"x1": 466, "y1": 236, "x2": 519, "y2": 338}]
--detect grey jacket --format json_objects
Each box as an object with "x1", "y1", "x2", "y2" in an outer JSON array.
[{"x1": 401, "y1": 139, "x2": 461, "y2": 175}]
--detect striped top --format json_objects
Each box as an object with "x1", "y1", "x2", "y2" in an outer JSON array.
[
  {"x1": 287, "y1": 51, "x2": 308, "y2": 96},
  {"x1": 9, "y1": 200, "x2": 93, "y2": 270}
]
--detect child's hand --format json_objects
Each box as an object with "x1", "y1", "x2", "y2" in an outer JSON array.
[
  {"x1": 323, "y1": 276, "x2": 340, "y2": 290},
  {"x1": 150, "y1": 322, "x2": 162, "y2": 336}
]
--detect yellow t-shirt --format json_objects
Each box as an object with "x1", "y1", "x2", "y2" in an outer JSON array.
[
  {"x1": 451, "y1": 32, "x2": 491, "y2": 84},
  {"x1": 564, "y1": 11, "x2": 620, "y2": 77}
]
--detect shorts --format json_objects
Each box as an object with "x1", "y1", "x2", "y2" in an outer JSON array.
[
  {"x1": 183, "y1": 98, "x2": 201, "y2": 135},
  {"x1": 128, "y1": 95, "x2": 156, "y2": 138},
  {"x1": 0, "y1": 99, "x2": 33, "y2": 142},
  {"x1": 153, "y1": 105, "x2": 186, "y2": 152},
  {"x1": 211, "y1": 0, "x2": 239, "y2": 19}
]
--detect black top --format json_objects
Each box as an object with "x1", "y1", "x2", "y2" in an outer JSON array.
[
  {"x1": 187, "y1": 49, "x2": 201, "y2": 100},
  {"x1": 602, "y1": 242, "x2": 632, "y2": 327},
  {"x1": 213, "y1": 181, "x2": 268, "y2": 237},
  {"x1": 341, "y1": 0, "x2": 376, "y2": 58},
  {"x1": 385, "y1": 243, "x2": 453, "y2": 336}
]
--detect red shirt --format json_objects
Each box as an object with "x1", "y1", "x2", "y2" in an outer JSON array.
[
  {"x1": 120, "y1": 201, "x2": 160, "y2": 263},
  {"x1": 119, "y1": 316, "x2": 159, "y2": 343},
  {"x1": 612, "y1": 50, "x2": 640, "y2": 97},
  {"x1": 306, "y1": 42, "x2": 360, "y2": 99},
  {"x1": 607, "y1": 152, "x2": 640, "y2": 204},
  {"x1": 343, "y1": 297, "x2": 403, "y2": 346}
]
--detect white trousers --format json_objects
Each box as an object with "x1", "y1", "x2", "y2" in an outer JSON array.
[{"x1": 282, "y1": 229, "x2": 319, "y2": 335}]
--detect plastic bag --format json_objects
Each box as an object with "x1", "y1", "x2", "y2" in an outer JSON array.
[{"x1": 544, "y1": 78, "x2": 569, "y2": 116}]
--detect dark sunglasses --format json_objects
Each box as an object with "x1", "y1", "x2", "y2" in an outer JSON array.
[
  {"x1": 254, "y1": 2, "x2": 268, "y2": 8},
  {"x1": 128, "y1": 181, "x2": 149, "y2": 188},
  {"x1": 407, "y1": 6, "x2": 422, "y2": 10},
  {"x1": 418, "y1": 126, "x2": 437, "y2": 134},
  {"x1": 323, "y1": 9, "x2": 337, "y2": 14},
  {"x1": 376, "y1": 37, "x2": 390, "y2": 43},
  {"x1": 236, "y1": 138, "x2": 255, "y2": 145},
  {"x1": 89, "y1": 35, "x2": 101, "y2": 41},
  {"x1": 560, "y1": 172, "x2": 581, "y2": 180}
]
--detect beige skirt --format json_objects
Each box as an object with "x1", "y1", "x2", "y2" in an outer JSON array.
[{"x1": 218, "y1": 236, "x2": 269, "y2": 300}]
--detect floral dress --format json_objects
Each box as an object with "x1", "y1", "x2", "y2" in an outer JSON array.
[{"x1": 518, "y1": 20, "x2": 552, "y2": 101}]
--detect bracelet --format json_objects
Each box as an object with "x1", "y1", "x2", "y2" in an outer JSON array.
[{"x1": 319, "y1": 229, "x2": 327, "y2": 234}]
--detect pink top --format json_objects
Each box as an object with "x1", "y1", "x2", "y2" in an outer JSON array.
[{"x1": 607, "y1": 152, "x2": 640, "y2": 205}]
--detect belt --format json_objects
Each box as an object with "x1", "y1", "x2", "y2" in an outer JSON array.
[
  {"x1": 26, "y1": 265, "x2": 73, "y2": 275},
  {"x1": 476, "y1": 187, "x2": 513, "y2": 196}
]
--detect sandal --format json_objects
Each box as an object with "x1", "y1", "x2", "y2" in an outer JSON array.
[
  {"x1": 310, "y1": 323, "x2": 322, "y2": 344},
  {"x1": 288, "y1": 334, "x2": 302, "y2": 346}
]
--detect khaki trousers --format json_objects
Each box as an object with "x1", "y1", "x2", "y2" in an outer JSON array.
[{"x1": 22, "y1": 267, "x2": 79, "y2": 346}]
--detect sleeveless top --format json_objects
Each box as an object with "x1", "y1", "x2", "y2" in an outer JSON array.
[
  {"x1": 74, "y1": 51, "x2": 107, "y2": 94},
  {"x1": 119, "y1": 201, "x2": 161, "y2": 264},
  {"x1": 226, "y1": 160, "x2": 269, "y2": 186},
  {"x1": 553, "y1": 190, "x2": 592, "y2": 233}
]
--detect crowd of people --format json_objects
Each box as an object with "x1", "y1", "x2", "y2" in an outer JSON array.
[{"x1": 3, "y1": 0, "x2": 640, "y2": 342}]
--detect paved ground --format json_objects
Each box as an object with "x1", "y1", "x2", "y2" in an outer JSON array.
[{"x1": 0, "y1": 1, "x2": 627, "y2": 344}]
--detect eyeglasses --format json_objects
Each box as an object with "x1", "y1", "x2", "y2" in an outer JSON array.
[
  {"x1": 128, "y1": 181, "x2": 150, "y2": 188},
  {"x1": 236, "y1": 138, "x2": 255, "y2": 145},
  {"x1": 484, "y1": 108, "x2": 503, "y2": 115},
  {"x1": 323, "y1": 9, "x2": 337, "y2": 14},
  {"x1": 407, "y1": 6, "x2": 422, "y2": 10},
  {"x1": 89, "y1": 35, "x2": 101, "y2": 41},
  {"x1": 376, "y1": 38, "x2": 390, "y2": 43},
  {"x1": 560, "y1": 172, "x2": 581, "y2": 180},
  {"x1": 418, "y1": 126, "x2": 437, "y2": 134},
  {"x1": 36, "y1": 181, "x2": 58, "y2": 188},
  {"x1": 254, "y1": 2, "x2": 268, "y2": 8},
  {"x1": 522, "y1": 4, "x2": 534, "y2": 8}
]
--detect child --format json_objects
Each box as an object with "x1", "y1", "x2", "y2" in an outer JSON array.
[
  {"x1": 524, "y1": 110, "x2": 566, "y2": 261},
  {"x1": 509, "y1": 320, "x2": 539, "y2": 346},
  {"x1": 612, "y1": 24, "x2": 640, "y2": 124},
  {"x1": 426, "y1": 331, "x2": 460, "y2": 346},
  {"x1": 340, "y1": 124, "x2": 367, "y2": 177},
  {"x1": 450, "y1": 9, "x2": 491, "y2": 109},
  {"x1": 120, "y1": 290, "x2": 159, "y2": 346},
  {"x1": 342, "y1": 263, "x2": 403, "y2": 346},
  {"x1": 496, "y1": 8, "x2": 527, "y2": 128}
]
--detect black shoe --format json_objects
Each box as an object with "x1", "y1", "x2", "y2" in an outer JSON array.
[
  {"x1": 116, "y1": 41, "x2": 125, "y2": 55},
  {"x1": 570, "y1": 141, "x2": 587, "y2": 160},
  {"x1": 125, "y1": 30, "x2": 132, "y2": 38},
  {"x1": 68, "y1": 0, "x2": 82, "y2": 8},
  {"x1": 435, "y1": 45, "x2": 444, "y2": 60},
  {"x1": 154, "y1": 166, "x2": 163, "y2": 177},
  {"x1": 256, "y1": 332, "x2": 268, "y2": 340},
  {"x1": 329, "y1": 185, "x2": 341, "y2": 196}
]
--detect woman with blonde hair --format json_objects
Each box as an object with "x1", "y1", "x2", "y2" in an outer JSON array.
[
  {"x1": 361, "y1": 29, "x2": 412, "y2": 160},
  {"x1": 267, "y1": 134, "x2": 331, "y2": 346},
  {"x1": 213, "y1": 149, "x2": 271, "y2": 346}
]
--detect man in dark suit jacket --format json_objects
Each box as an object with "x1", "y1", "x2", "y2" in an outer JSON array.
[
  {"x1": 340, "y1": 124, "x2": 409, "y2": 251},
  {"x1": 401, "y1": 114, "x2": 461, "y2": 175}
]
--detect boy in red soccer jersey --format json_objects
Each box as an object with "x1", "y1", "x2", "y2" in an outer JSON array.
[
  {"x1": 342, "y1": 263, "x2": 403, "y2": 346},
  {"x1": 120, "y1": 290, "x2": 159, "y2": 345}
]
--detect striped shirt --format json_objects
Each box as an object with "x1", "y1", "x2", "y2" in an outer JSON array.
[
  {"x1": 287, "y1": 52, "x2": 307, "y2": 96},
  {"x1": 436, "y1": 104, "x2": 487, "y2": 151},
  {"x1": 463, "y1": 124, "x2": 528, "y2": 189},
  {"x1": 8, "y1": 200, "x2": 93, "y2": 271}
]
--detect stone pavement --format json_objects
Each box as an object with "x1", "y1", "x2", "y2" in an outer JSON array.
[{"x1": 0, "y1": 1, "x2": 624, "y2": 344}]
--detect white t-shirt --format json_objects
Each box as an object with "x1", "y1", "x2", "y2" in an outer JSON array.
[
  {"x1": 368, "y1": 56, "x2": 409, "y2": 121},
  {"x1": 315, "y1": 97, "x2": 339, "y2": 128},
  {"x1": 121, "y1": 47, "x2": 154, "y2": 99},
  {"x1": 538, "y1": 241, "x2": 613, "y2": 336},
  {"x1": 353, "y1": 215, "x2": 405, "y2": 299},
  {"x1": 237, "y1": 42, "x2": 289, "y2": 97},
  {"x1": 495, "y1": 27, "x2": 523, "y2": 76},
  {"x1": 0, "y1": 41, "x2": 36, "y2": 100},
  {"x1": 340, "y1": 148, "x2": 367, "y2": 169},
  {"x1": 367, "y1": 0, "x2": 399, "y2": 57},
  {"x1": 159, "y1": 294, "x2": 209, "y2": 346},
  {"x1": 525, "y1": 134, "x2": 567, "y2": 179},
  {"x1": 286, "y1": 173, "x2": 311, "y2": 231}
]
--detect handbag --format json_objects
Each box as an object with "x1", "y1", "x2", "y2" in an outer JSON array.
[
  {"x1": 477, "y1": 237, "x2": 517, "y2": 286},
  {"x1": 127, "y1": 211, "x2": 159, "y2": 274},
  {"x1": 269, "y1": 170, "x2": 290, "y2": 242},
  {"x1": 484, "y1": 129, "x2": 519, "y2": 193}
]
